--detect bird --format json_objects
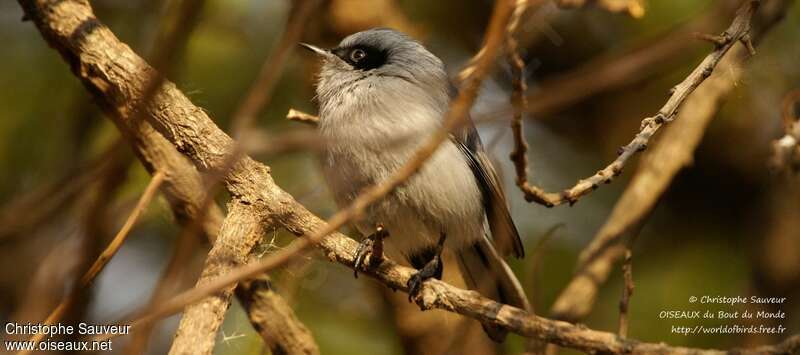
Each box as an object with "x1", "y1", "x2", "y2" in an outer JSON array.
[{"x1": 301, "y1": 28, "x2": 529, "y2": 342}]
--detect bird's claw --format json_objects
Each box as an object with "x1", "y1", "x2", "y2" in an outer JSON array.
[
  {"x1": 406, "y1": 254, "x2": 442, "y2": 302},
  {"x1": 353, "y1": 225, "x2": 388, "y2": 278}
]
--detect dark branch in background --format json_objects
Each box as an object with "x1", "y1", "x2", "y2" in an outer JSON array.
[
  {"x1": 549, "y1": 0, "x2": 794, "y2": 323},
  {"x1": 19, "y1": 172, "x2": 164, "y2": 355},
  {"x1": 618, "y1": 249, "x2": 634, "y2": 338},
  {"x1": 18, "y1": 0, "x2": 800, "y2": 354},
  {"x1": 229, "y1": 0, "x2": 321, "y2": 138},
  {"x1": 509, "y1": 0, "x2": 760, "y2": 207},
  {"x1": 771, "y1": 89, "x2": 800, "y2": 171},
  {"x1": 524, "y1": 0, "x2": 738, "y2": 119},
  {"x1": 0, "y1": 142, "x2": 121, "y2": 242}
]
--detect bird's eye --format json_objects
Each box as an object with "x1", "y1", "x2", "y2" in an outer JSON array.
[{"x1": 350, "y1": 48, "x2": 366, "y2": 62}]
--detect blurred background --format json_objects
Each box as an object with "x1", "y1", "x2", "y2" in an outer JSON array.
[{"x1": 1, "y1": 0, "x2": 799, "y2": 354}]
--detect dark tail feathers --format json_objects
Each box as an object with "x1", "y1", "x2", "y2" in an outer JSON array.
[{"x1": 456, "y1": 236, "x2": 530, "y2": 342}]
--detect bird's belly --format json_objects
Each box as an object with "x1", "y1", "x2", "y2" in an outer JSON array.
[{"x1": 321, "y1": 141, "x2": 485, "y2": 260}]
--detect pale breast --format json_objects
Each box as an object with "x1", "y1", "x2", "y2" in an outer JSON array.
[
  {"x1": 317, "y1": 76, "x2": 485, "y2": 258},
  {"x1": 320, "y1": 128, "x2": 486, "y2": 258}
]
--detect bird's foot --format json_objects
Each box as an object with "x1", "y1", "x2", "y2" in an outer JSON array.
[
  {"x1": 353, "y1": 225, "x2": 389, "y2": 278},
  {"x1": 406, "y1": 254, "x2": 443, "y2": 302},
  {"x1": 407, "y1": 232, "x2": 446, "y2": 302}
]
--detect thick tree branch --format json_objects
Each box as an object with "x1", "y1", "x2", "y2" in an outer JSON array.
[
  {"x1": 235, "y1": 275, "x2": 320, "y2": 355},
  {"x1": 122, "y1": 0, "x2": 515, "y2": 331},
  {"x1": 168, "y1": 202, "x2": 267, "y2": 355},
  {"x1": 17, "y1": 1, "x2": 319, "y2": 354},
  {"x1": 19, "y1": 0, "x2": 509, "y2": 352},
  {"x1": 129, "y1": 119, "x2": 319, "y2": 355},
  {"x1": 19, "y1": 0, "x2": 800, "y2": 354}
]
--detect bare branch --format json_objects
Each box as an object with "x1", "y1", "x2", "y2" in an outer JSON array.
[
  {"x1": 550, "y1": 45, "x2": 749, "y2": 322},
  {"x1": 511, "y1": 0, "x2": 761, "y2": 207},
  {"x1": 286, "y1": 108, "x2": 320, "y2": 126},
  {"x1": 168, "y1": 202, "x2": 268, "y2": 355}
]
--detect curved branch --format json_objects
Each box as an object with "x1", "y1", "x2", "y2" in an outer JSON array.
[{"x1": 511, "y1": 0, "x2": 760, "y2": 207}]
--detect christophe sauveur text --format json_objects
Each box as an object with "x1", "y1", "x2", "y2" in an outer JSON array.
[
  {"x1": 660, "y1": 295, "x2": 787, "y2": 319},
  {"x1": 5, "y1": 322, "x2": 131, "y2": 336}
]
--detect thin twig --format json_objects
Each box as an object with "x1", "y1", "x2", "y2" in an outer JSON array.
[
  {"x1": 286, "y1": 108, "x2": 320, "y2": 126},
  {"x1": 508, "y1": 0, "x2": 533, "y2": 207},
  {"x1": 83, "y1": 172, "x2": 165, "y2": 282},
  {"x1": 510, "y1": 0, "x2": 760, "y2": 207},
  {"x1": 506, "y1": 1, "x2": 547, "y2": 353},
  {"x1": 20, "y1": 171, "x2": 165, "y2": 354}
]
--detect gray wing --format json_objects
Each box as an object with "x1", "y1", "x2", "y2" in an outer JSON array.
[{"x1": 452, "y1": 120, "x2": 525, "y2": 258}]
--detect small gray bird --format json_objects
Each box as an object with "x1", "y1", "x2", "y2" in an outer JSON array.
[{"x1": 302, "y1": 28, "x2": 529, "y2": 342}]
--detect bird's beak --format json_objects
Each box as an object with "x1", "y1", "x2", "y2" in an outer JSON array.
[{"x1": 299, "y1": 43, "x2": 332, "y2": 58}]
